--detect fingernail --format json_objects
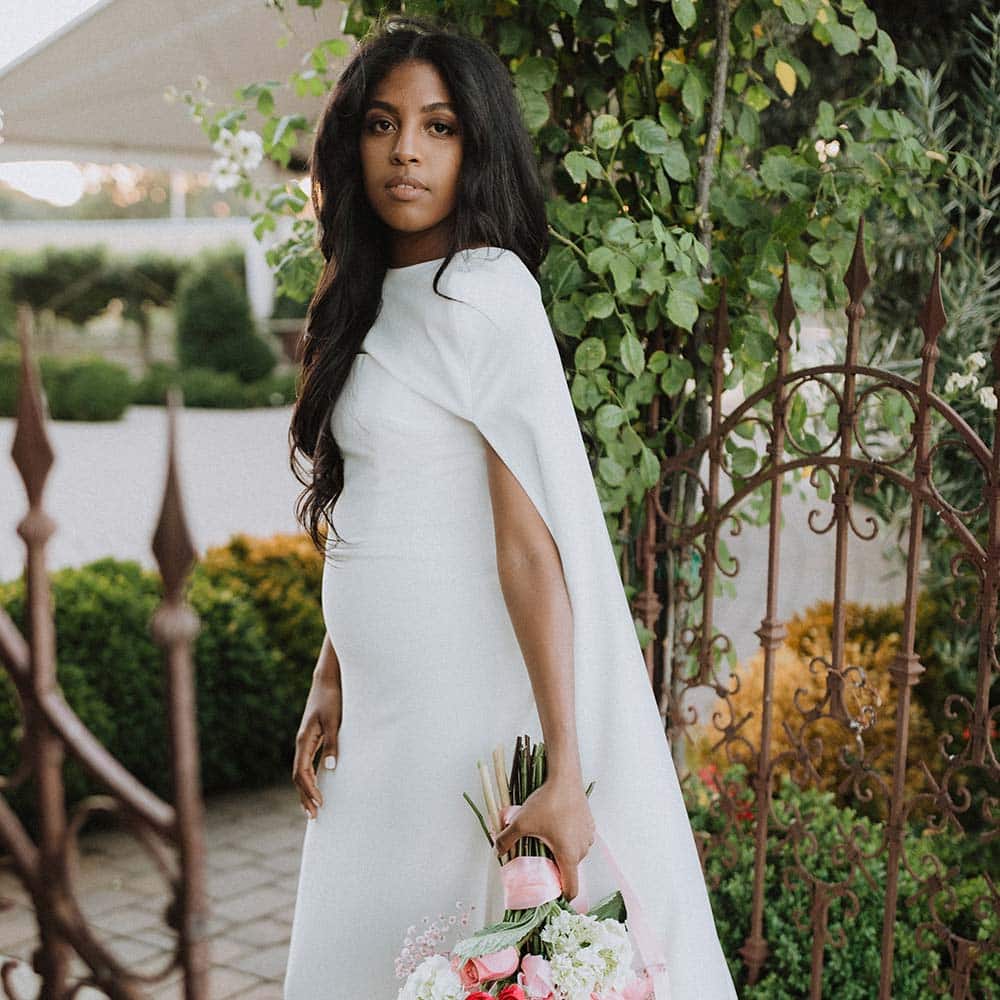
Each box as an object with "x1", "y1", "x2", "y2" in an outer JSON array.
[
  {"x1": 312, "y1": 798, "x2": 321, "y2": 810},
  {"x1": 323, "y1": 754, "x2": 337, "y2": 771}
]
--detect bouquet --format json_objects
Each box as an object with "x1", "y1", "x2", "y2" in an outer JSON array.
[{"x1": 394, "y1": 734, "x2": 669, "y2": 1000}]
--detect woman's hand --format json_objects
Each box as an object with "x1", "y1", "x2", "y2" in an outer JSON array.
[
  {"x1": 492, "y1": 775, "x2": 596, "y2": 903},
  {"x1": 292, "y1": 667, "x2": 342, "y2": 820}
]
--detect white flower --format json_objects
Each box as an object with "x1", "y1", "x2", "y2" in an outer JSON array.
[
  {"x1": 722, "y1": 348, "x2": 734, "y2": 376},
  {"x1": 944, "y1": 370, "x2": 978, "y2": 395},
  {"x1": 212, "y1": 128, "x2": 238, "y2": 157},
  {"x1": 208, "y1": 157, "x2": 241, "y2": 192},
  {"x1": 540, "y1": 910, "x2": 636, "y2": 997},
  {"x1": 978, "y1": 385, "x2": 998, "y2": 411},
  {"x1": 396, "y1": 954, "x2": 464, "y2": 1000},
  {"x1": 965, "y1": 351, "x2": 988, "y2": 372},
  {"x1": 814, "y1": 138, "x2": 841, "y2": 163},
  {"x1": 232, "y1": 129, "x2": 264, "y2": 171},
  {"x1": 683, "y1": 377, "x2": 696, "y2": 395}
]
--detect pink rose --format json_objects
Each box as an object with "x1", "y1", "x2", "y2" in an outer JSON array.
[
  {"x1": 465, "y1": 993, "x2": 492, "y2": 1000},
  {"x1": 517, "y1": 953, "x2": 556, "y2": 999},
  {"x1": 456, "y1": 946, "x2": 520, "y2": 988}
]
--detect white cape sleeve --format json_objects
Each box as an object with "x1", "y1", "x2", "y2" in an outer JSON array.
[{"x1": 363, "y1": 249, "x2": 737, "y2": 999}]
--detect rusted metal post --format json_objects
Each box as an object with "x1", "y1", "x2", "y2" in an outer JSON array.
[
  {"x1": 877, "y1": 255, "x2": 943, "y2": 1000},
  {"x1": 738, "y1": 255, "x2": 796, "y2": 984},
  {"x1": 10, "y1": 306, "x2": 72, "y2": 997}
]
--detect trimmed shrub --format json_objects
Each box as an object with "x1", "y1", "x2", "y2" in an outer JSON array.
[
  {"x1": 0, "y1": 535, "x2": 324, "y2": 835},
  {"x1": 0, "y1": 345, "x2": 132, "y2": 420},
  {"x1": 175, "y1": 254, "x2": 276, "y2": 383},
  {"x1": 131, "y1": 362, "x2": 297, "y2": 408}
]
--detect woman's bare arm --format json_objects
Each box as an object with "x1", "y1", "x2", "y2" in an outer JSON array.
[
  {"x1": 485, "y1": 441, "x2": 581, "y2": 783},
  {"x1": 292, "y1": 632, "x2": 343, "y2": 818}
]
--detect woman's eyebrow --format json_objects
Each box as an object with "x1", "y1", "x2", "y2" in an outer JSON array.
[{"x1": 366, "y1": 100, "x2": 455, "y2": 113}]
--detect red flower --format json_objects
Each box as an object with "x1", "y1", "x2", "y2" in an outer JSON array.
[
  {"x1": 466, "y1": 993, "x2": 492, "y2": 1000},
  {"x1": 498, "y1": 987, "x2": 528, "y2": 1000}
]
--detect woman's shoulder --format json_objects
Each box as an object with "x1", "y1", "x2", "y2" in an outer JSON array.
[{"x1": 443, "y1": 246, "x2": 543, "y2": 330}]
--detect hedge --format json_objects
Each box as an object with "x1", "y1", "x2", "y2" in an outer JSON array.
[
  {"x1": 0, "y1": 350, "x2": 298, "y2": 417},
  {"x1": 0, "y1": 534, "x2": 323, "y2": 834}
]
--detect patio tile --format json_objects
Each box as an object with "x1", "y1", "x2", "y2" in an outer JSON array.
[
  {"x1": 212, "y1": 886, "x2": 293, "y2": 924},
  {"x1": 224, "y1": 941, "x2": 289, "y2": 981},
  {"x1": 225, "y1": 919, "x2": 291, "y2": 949}
]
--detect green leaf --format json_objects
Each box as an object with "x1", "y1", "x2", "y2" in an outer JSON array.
[
  {"x1": 620, "y1": 333, "x2": 645, "y2": 376},
  {"x1": 563, "y1": 151, "x2": 603, "y2": 183},
  {"x1": 872, "y1": 29, "x2": 898, "y2": 83},
  {"x1": 639, "y1": 444, "x2": 661, "y2": 488},
  {"x1": 671, "y1": 0, "x2": 697, "y2": 30},
  {"x1": 592, "y1": 114, "x2": 623, "y2": 149},
  {"x1": 596, "y1": 403, "x2": 629, "y2": 433},
  {"x1": 553, "y1": 299, "x2": 586, "y2": 337},
  {"x1": 256, "y1": 89, "x2": 275, "y2": 116},
  {"x1": 515, "y1": 56, "x2": 557, "y2": 92},
  {"x1": 730, "y1": 446, "x2": 758, "y2": 477},
  {"x1": 575, "y1": 336, "x2": 608, "y2": 369},
  {"x1": 609, "y1": 254, "x2": 637, "y2": 295},
  {"x1": 661, "y1": 140, "x2": 691, "y2": 181},
  {"x1": 516, "y1": 86, "x2": 551, "y2": 131},
  {"x1": 602, "y1": 217, "x2": 637, "y2": 246},
  {"x1": 853, "y1": 5, "x2": 877, "y2": 39},
  {"x1": 666, "y1": 289, "x2": 699, "y2": 330},
  {"x1": 633, "y1": 118, "x2": 671, "y2": 155},
  {"x1": 587, "y1": 246, "x2": 616, "y2": 275},
  {"x1": 744, "y1": 84, "x2": 772, "y2": 112},
  {"x1": 453, "y1": 903, "x2": 555, "y2": 960},
  {"x1": 599, "y1": 456, "x2": 627, "y2": 486},
  {"x1": 681, "y1": 71, "x2": 706, "y2": 117},
  {"x1": 271, "y1": 113, "x2": 308, "y2": 149},
  {"x1": 828, "y1": 22, "x2": 861, "y2": 55},
  {"x1": 660, "y1": 356, "x2": 693, "y2": 395}
]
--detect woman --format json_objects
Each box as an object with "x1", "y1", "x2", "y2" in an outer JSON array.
[{"x1": 282, "y1": 13, "x2": 737, "y2": 999}]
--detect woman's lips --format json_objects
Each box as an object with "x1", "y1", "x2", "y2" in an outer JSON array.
[{"x1": 385, "y1": 182, "x2": 427, "y2": 202}]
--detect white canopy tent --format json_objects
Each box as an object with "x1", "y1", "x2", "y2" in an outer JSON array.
[
  {"x1": 0, "y1": 0, "x2": 351, "y2": 170},
  {"x1": 0, "y1": 0, "x2": 353, "y2": 317}
]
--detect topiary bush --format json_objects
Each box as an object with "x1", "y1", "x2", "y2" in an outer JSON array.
[{"x1": 174, "y1": 252, "x2": 276, "y2": 383}]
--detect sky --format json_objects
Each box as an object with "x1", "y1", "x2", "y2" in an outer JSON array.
[{"x1": 0, "y1": 1, "x2": 104, "y2": 205}]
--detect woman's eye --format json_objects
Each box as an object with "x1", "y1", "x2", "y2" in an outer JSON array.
[
  {"x1": 430, "y1": 121, "x2": 456, "y2": 135},
  {"x1": 366, "y1": 118, "x2": 393, "y2": 133}
]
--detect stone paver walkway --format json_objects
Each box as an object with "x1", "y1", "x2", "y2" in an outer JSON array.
[{"x1": 0, "y1": 782, "x2": 305, "y2": 999}]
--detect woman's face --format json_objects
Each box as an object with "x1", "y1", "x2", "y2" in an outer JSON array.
[{"x1": 360, "y1": 59, "x2": 464, "y2": 267}]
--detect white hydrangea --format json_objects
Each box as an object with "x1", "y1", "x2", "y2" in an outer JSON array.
[
  {"x1": 541, "y1": 910, "x2": 636, "y2": 998},
  {"x1": 396, "y1": 954, "x2": 465, "y2": 1000},
  {"x1": 978, "y1": 385, "x2": 998, "y2": 411}
]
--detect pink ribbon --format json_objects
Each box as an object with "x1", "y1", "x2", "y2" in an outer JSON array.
[{"x1": 496, "y1": 804, "x2": 672, "y2": 1000}]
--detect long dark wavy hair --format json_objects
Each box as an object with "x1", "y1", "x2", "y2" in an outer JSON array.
[{"x1": 289, "y1": 12, "x2": 549, "y2": 560}]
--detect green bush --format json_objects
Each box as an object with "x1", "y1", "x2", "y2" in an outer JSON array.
[
  {"x1": 0, "y1": 537, "x2": 323, "y2": 834},
  {"x1": 0, "y1": 345, "x2": 133, "y2": 420},
  {"x1": 132, "y1": 362, "x2": 297, "y2": 408},
  {"x1": 687, "y1": 765, "x2": 999, "y2": 998},
  {"x1": 174, "y1": 253, "x2": 276, "y2": 383}
]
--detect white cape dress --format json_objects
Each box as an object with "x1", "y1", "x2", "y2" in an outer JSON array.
[{"x1": 283, "y1": 246, "x2": 737, "y2": 1000}]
